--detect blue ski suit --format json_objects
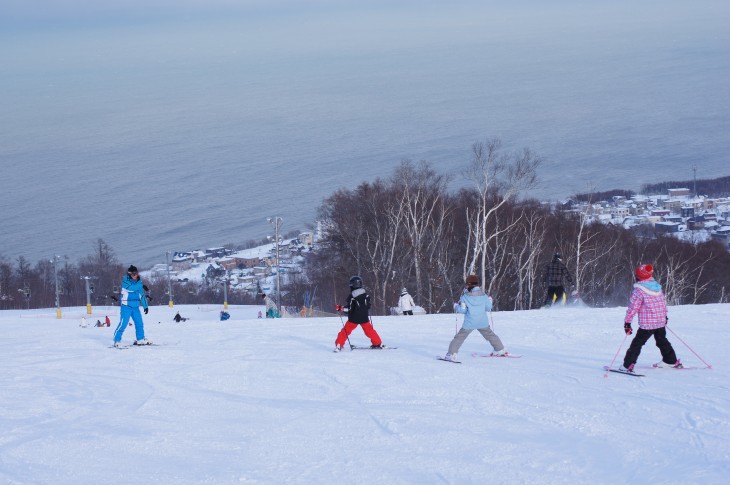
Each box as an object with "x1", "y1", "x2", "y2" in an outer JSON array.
[{"x1": 113, "y1": 274, "x2": 149, "y2": 342}]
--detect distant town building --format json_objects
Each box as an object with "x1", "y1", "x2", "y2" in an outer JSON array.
[
  {"x1": 687, "y1": 216, "x2": 706, "y2": 231},
  {"x1": 655, "y1": 222, "x2": 681, "y2": 234},
  {"x1": 298, "y1": 232, "x2": 314, "y2": 245},
  {"x1": 668, "y1": 188, "x2": 691, "y2": 198}
]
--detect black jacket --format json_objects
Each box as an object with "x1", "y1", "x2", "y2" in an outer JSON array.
[
  {"x1": 544, "y1": 258, "x2": 573, "y2": 287},
  {"x1": 345, "y1": 288, "x2": 371, "y2": 324}
]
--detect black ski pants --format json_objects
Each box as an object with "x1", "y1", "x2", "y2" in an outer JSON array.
[
  {"x1": 544, "y1": 286, "x2": 565, "y2": 306},
  {"x1": 623, "y1": 327, "x2": 677, "y2": 368}
]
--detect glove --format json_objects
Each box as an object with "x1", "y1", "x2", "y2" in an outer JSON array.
[
  {"x1": 143, "y1": 285, "x2": 149, "y2": 292},
  {"x1": 624, "y1": 322, "x2": 632, "y2": 335},
  {"x1": 335, "y1": 305, "x2": 343, "y2": 312},
  {"x1": 144, "y1": 308, "x2": 149, "y2": 315}
]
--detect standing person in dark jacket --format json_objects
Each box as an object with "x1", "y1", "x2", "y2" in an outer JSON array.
[
  {"x1": 334, "y1": 276, "x2": 384, "y2": 351},
  {"x1": 543, "y1": 253, "x2": 573, "y2": 307},
  {"x1": 112, "y1": 265, "x2": 151, "y2": 347}
]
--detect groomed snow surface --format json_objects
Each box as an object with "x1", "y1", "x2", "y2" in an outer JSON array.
[{"x1": 1, "y1": 304, "x2": 728, "y2": 484}]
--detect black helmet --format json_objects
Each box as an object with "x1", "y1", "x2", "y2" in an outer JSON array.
[{"x1": 349, "y1": 275, "x2": 363, "y2": 289}]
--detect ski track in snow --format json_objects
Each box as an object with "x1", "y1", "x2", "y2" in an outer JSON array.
[{"x1": 0, "y1": 304, "x2": 729, "y2": 484}]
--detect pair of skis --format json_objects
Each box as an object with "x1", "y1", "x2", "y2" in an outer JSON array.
[
  {"x1": 335, "y1": 345, "x2": 398, "y2": 352},
  {"x1": 605, "y1": 364, "x2": 698, "y2": 377},
  {"x1": 109, "y1": 343, "x2": 161, "y2": 350},
  {"x1": 437, "y1": 352, "x2": 523, "y2": 364},
  {"x1": 604, "y1": 367, "x2": 644, "y2": 377}
]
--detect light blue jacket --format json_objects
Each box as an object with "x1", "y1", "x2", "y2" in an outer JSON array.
[
  {"x1": 454, "y1": 287, "x2": 493, "y2": 329},
  {"x1": 120, "y1": 275, "x2": 148, "y2": 309}
]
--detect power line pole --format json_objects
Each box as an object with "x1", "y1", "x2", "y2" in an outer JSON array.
[
  {"x1": 268, "y1": 216, "x2": 283, "y2": 316},
  {"x1": 52, "y1": 255, "x2": 62, "y2": 319},
  {"x1": 166, "y1": 251, "x2": 174, "y2": 307}
]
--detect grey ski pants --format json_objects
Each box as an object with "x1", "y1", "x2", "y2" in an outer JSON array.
[{"x1": 447, "y1": 327, "x2": 504, "y2": 355}]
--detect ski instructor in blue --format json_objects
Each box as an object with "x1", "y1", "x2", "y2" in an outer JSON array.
[{"x1": 112, "y1": 265, "x2": 152, "y2": 347}]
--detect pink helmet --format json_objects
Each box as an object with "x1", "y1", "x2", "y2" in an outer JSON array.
[{"x1": 634, "y1": 264, "x2": 653, "y2": 281}]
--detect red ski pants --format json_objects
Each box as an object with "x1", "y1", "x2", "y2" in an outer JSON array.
[{"x1": 336, "y1": 321, "x2": 381, "y2": 347}]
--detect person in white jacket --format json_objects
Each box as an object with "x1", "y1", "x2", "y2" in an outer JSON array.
[{"x1": 398, "y1": 288, "x2": 416, "y2": 315}]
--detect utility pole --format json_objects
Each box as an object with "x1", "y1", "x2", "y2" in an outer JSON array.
[
  {"x1": 692, "y1": 164, "x2": 698, "y2": 198},
  {"x1": 222, "y1": 275, "x2": 228, "y2": 310},
  {"x1": 166, "y1": 251, "x2": 174, "y2": 307},
  {"x1": 82, "y1": 276, "x2": 97, "y2": 315},
  {"x1": 52, "y1": 255, "x2": 62, "y2": 319},
  {"x1": 267, "y1": 216, "x2": 283, "y2": 316}
]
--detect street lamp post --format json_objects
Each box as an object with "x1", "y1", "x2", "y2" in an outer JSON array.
[
  {"x1": 267, "y1": 216, "x2": 283, "y2": 315},
  {"x1": 166, "y1": 251, "x2": 174, "y2": 307},
  {"x1": 222, "y1": 275, "x2": 228, "y2": 310},
  {"x1": 52, "y1": 255, "x2": 62, "y2": 319},
  {"x1": 82, "y1": 276, "x2": 97, "y2": 315}
]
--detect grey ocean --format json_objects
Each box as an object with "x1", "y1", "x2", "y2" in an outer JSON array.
[{"x1": 2, "y1": 2, "x2": 729, "y2": 266}]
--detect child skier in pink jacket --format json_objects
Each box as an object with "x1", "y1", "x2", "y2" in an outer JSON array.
[{"x1": 620, "y1": 264, "x2": 681, "y2": 373}]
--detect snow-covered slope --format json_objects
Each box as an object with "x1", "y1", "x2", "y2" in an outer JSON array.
[{"x1": 1, "y1": 304, "x2": 728, "y2": 484}]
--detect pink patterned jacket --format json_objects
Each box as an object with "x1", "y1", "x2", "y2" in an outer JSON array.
[{"x1": 624, "y1": 278, "x2": 668, "y2": 330}]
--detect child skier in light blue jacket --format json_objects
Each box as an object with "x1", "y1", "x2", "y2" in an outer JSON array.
[
  {"x1": 443, "y1": 274, "x2": 507, "y2": 362},
  {"x1": 113, "y1": 265, "x2": 151, "y2": 347}
]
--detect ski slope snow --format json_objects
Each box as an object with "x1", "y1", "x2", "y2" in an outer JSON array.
[{"x1": 1, "y1": 303, "x2": 728, "y2": 484}]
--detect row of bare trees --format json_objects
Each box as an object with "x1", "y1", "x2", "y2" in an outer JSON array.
[
  {"x1": 0, "y1": 239, "x2": 261, "y2": 311},
  {"x1": 304, "y1": 140, "x2": 730, "y2": 314},
  {"x1": 0, "y1": 240, "x2": 125, "y2": 310}
]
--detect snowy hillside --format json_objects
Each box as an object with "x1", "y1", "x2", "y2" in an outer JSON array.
[{"x1": 1, "y1": 304, "x2": 728, "y2": 484}]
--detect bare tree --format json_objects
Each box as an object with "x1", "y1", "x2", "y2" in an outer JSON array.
[
  {"x1": 393, "y1": 160, "x2": 452, "y2": 311},
  {"x1": 511, "y1": 206, "x2": 548, "y2": 310},
  {"x1": 463, "y1": 139, "x2": 541, "y2": 287},
  {"x1": 658, "y1": 239, "x2": 717, "y2": 305}
]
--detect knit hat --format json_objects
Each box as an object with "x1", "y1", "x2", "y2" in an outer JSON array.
[
  {"x1": 634, "y1": 264, "x2": 653, "y2": 281},
  {"x1": 127, "y1": 265, "x2": 138, "y2": 274},
  {"x1": 401, "y1": 288, "x2": 408, "y2": 294},
  {"x1": 554, "y1": 253, "x2": 562, "y2": 261},
  {"x1": 466, "y1": 274, "x2": 479, "y2": 286}
]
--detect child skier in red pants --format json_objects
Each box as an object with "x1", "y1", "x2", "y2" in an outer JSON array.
[{"x1": 334, "y1": 276, "x2": 384, "y2": 351}]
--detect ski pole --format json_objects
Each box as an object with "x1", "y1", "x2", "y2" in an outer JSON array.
[
  {"x1": 666, "y1": 326, "x2": 712, "y2": 369},
  {"x1": 452, "y1": 303, "x2": 461, "y2": 336},
  {"x1": 337, "y1": 311, "x2": 354, "y2": 350},
  {"x1": 604, "y1": 333, "x2": 629, "y2": 378}
]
